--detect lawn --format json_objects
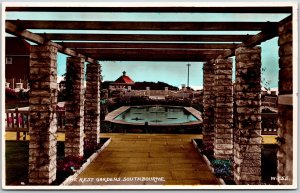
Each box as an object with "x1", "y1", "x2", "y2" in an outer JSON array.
[
  {"x1": 5, "y1": 140, "x2": 29, "y2": 185},
  {"x1": 5, "y1": 140, "x2": 65, "y2": 185}
]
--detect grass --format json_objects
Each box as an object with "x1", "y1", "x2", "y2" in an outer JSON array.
[
  {"x1": 5, "y1": 141, "x2": 29, "y2": 185},
  {"x1": 5, "y1": 140, "x2": 65, "y2": 185},
  {"x1": 5, "y1": 132, "x2": 66, "y2": 141}
]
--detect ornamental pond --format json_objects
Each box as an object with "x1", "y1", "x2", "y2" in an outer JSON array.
[{"x1": 105, "y1": 105, "x2": 203, "y2": 134}]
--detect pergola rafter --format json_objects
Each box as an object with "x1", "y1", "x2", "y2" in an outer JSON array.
[
  {"x1": 8, "y1": 20, "x2": 277, "y2": 31},
  {"x1": 43, "y1": 34, "x2": 250, "y2": 42},
  {"x1": 76, "y1": 48, "x2": 228, "y2": 55},
  {"x1": 5, "y1": 21, "x2": 96, "y2": 63},
  {"x1": 88, "y1": 54, "x2": 218, "y2": 62},
  {"x1": 60, "y1": 42, "x2": 237, "y2": 50},
  {"x1": 71, "y1": 48, "x2": 230, "y2": 62},
  {"x1": 5, "y1": 6, "x2": 292, "y2": 13},
  {"x1": 6, "y1": 13, "x2": 291, "y2": 63},
  {"x1": 210, "y1": 14, "x2": 292, "y2": 64}
]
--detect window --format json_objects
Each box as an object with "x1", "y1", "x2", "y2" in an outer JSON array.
[{"x1": 6, "y1": 57, "x2": 12, "y2": 64}]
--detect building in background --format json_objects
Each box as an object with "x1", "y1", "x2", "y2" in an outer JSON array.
[
  {"x1": 109, "y1": 71, "x2": 135, "y2": 90},
  {"x1": 5, "y1": 37, "x2": 30, "y2": 91}
]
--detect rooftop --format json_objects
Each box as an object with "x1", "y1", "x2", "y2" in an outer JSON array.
[{"x1": 114, "y1": 71, "x2": 135, "y2": 85}]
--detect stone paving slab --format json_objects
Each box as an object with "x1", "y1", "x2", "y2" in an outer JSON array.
[
  {"x1": 5, "y1": 129, "x2": 277, "y2": 144},
  {"x1": 69, "y1": 133, "x2": 220, "y2": 186}
]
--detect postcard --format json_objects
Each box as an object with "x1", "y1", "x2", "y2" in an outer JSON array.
[{"x1": 1, "y1": 1, "x2": 298, "y2": 190}]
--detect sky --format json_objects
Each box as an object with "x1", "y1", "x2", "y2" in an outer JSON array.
[{"x1": 6, "y1": 10, "x2": 289, "y2": 90}]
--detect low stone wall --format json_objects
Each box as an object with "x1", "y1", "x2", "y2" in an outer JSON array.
[
  {"x1": 124, "y1": 90, "x2": 191, "y2": 98},
  {"x1": 103, "y1": 121, "x2": 202, "y2": 134}
]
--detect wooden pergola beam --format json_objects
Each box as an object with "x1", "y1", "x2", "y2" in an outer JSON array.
[
  {"x1": 5, "y1": 14, "x2": 291, "y2": 63},
  {"x1": 5, "y1": 6, "x2": 292, "y2": 13},
  {"x1": 61, "y1": 42, "x2": 237, "y2": 49},
  {"x1": 88, "y1": 54, "x2": 218, "y2": 62},
  {"x1": 77, "y1": 48, "x2": 228, "y2": 56},
  {"x1": 208, "y1": 14, "x2": 292, "y2": 64},
  {"x1": 5, "y1": 21, "x2": 96, "y2": 63},
  {"x1": 8, "y1": 20, "x2": 277, "y2": 31},
  {"x1": 43, "y1": 34, "x2": 250, "y2": 42}
]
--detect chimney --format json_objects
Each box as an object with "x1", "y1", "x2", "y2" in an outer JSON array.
[{"x1": 122, "y1": 71, "x2": 126, "y2": 76}]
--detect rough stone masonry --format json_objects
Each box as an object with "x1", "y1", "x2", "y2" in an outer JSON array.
[
  {"x1": 277, "y1": 19, "x2": 293, "y2": 185},
  {"x1": 28, "y1": 44, "x2": 58, "y2": 184},
  {"x1": 202, "y1": 63, "x2": 215, "y2": 145},
  {"x1": 214, "y1": 58, "x2": 233, "y2": 159},
  {"x1": 234, "y1": 46, "x2": 262, "y2": 185},
  {"x1": 65, "y1": 56, "x2": 85, "y2": 157},
  {"x1": 84, "y1": 62, "x2": 101, "y2": 145}
]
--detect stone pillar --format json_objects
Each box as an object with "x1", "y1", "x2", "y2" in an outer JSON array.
[
  {"x1": 277, "y1": 20, "x2": 293, "y2": 185},
  {"x1": 214, "y1": 59, "x2": 233, "y2": 159},
  {"x1": 65, "y1": 56, "x2": 85, "y2": 157},
  {"x1": 202, "y1": 63, "x2": 215, "y2": 144},
  {"x1": 234, "y1": 46, "x2": 262, "y2": 184},
  {"x1": 84, "y1": 62, "x2": 101, "y2": 146},
  {"x1": 28, "y1": 45, "x2": 58, "y2": 184}
]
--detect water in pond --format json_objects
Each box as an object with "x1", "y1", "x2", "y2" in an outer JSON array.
[{"x1": 114, "y1": 106, "x2": 198, "y2": 125}]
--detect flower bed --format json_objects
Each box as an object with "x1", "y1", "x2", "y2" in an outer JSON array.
[
  {"x1": 193, "y1": 139, "x2": 278, "y2": 185},
  {"x1": 210, "y1": 159, "x2": 234, "y2": 184},
  {"x1": 192, "y1": 139, "x2": 235, "y2": 185},
  {"x1": 52, "y1": 138, "x2": 111, "y2": 185}
]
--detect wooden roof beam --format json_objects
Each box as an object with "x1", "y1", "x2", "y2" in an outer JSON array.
[
  {"x1": 88, "y1": 54, "x2": 218, "y2": 62},
  {"x1": 8, "y1": 20, "x2": 277, "y2": 31},
  {"x1": 59, "y1": 42, "x2": 237, "y2": 49},
  {"x1": 43, "y1": 34, "x2": 250, "y2": 42},
  {"x1": 77, "y1": 49, "x2": 229, "y2": 56},
  {"x1": 5, "y1": 21, "x2": 96, "y2": 63},
  {"x1": 206, "y1": 14, "x2": 292, "y2": 64},
  {"x1": 5, "y1": 6, "x2": 292, "y2": 13}
]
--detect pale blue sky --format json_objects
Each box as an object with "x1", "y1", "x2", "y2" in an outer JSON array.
[{"x1": 6, "y1": 11, "x2": 289, "y2": 89}]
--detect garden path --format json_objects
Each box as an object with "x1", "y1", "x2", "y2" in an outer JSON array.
[{"x1": 70, "y1": 133, "x2": 220, "y2": 186}]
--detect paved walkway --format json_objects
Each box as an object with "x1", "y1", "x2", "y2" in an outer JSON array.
[
  {"x1": 70, "y1": 134, "x2": 220, "y2": 186},
  {"x1": 5, "y1": 132, "x2": 278, "y2": 144}
]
